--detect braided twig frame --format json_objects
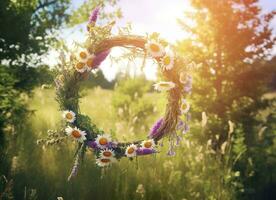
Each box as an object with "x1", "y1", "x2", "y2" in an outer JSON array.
[
  {"x1": 56, "y1": 35, "x2": 184, "y2": 149},
  {"x1": 41, "y1": 8, "x2": 192, "y2": 179}
]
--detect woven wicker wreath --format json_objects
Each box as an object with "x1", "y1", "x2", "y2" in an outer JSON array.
[{"x1": 52, "y1": 8, "x2": 193, "y2": 180}]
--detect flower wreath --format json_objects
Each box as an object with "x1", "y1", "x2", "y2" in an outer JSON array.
[{"x1": 50, "y1": 7, "x2": 194, "y2": 180}]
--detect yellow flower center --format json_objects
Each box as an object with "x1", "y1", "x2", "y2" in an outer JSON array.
[
  {"x1": 163, "y1": 56, "x2": 171, "y2": 65},
  {"x1": 149, "y1": 43, "x2": 160, "y2": 52},
  {"x1": 79, "y1": 51, "x2": 87, "y2": 59},
  {"x1": 86, "y1": 57, "x2": 94, "y2": 68},
  {"x1": 103, "y1": 151, "x2": 112, "y2": 157},
  {"x1": 65, "y1": 113, "x2": 73, "y2": 120},
  {"x1": 127, "y1": 147, "x2": 135, "y2": 154},
  {"x1": 72, "y1": 130, "x2": 81, "y2": 138},
  {"x1": 76, "y1": 62, "x2": 85, "y2": 70},
  {"x1": 101, "y1": 158, "x2": 110, "y2": 163},
  {"x1": 144, "y1": 141, "x2": 152, "y2": 148},
  {"x1": 99, "y1": 138, "x2": 108, "y2": 145}
]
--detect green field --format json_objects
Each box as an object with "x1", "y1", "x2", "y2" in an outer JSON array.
[{"x1": 9, "y1": 87, "x2": 235, "y2": 200}]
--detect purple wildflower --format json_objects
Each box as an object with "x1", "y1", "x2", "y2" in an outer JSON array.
[
  {"x1": 89, "y1": 7, "x2": 100, "y2": 24},
  {"x1": 183, "y1": 75, "x2": 192, "y2": 93},
  {"x1": 183, "y1": 123, "x2": 190, "y2": 134},
  {"x1": 87, "y1": 141, "x2": 97, "y2": 149},
  {"x1": 167, "y1": 148, "x2": 176, "y2": 156},
  {"x1": 167, "y1": 139, "x2": 176, "y2": 156},
  {"x1": 67, "y1": 155, "x2": 79, "y2": 181},
  {"x1": 92, "y1": 50, "x2": 110, "y2": 68},
  {"x1": 177, "y1": 120, "x2": 185, "y2": 130},
  {"x1": 87, "y1": 140, "x2": 117, "y2": 149},
  {"x1": 107, "y1": 141, "x2": 117, "y2": 149},
  {"x1": 184, "y1": 85, "x2": 192, "y2": 93},
  {"x1": 136, "y1": 148, "x2": 155, "y2": 155},
  {"x1": 176, "y1": 135, "x2": 182, "y2": 146},
  {"x1": 149, "y1": 118, "x2": 163, "y2": 139}
]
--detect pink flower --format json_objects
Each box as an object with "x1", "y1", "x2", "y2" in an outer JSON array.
[
  {"x1": 92, "y1": 49, "x2": 110, "y2": 68},
  {"x1": 149, "y1": 118, "x2": 163, "y2": 139},
  {"x1": 89, "y1": 7, "x2": 100, "y2": 24}
]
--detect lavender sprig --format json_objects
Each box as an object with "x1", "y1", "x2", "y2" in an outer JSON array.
[
  {"x1": 92, "y1": 50, "x2": 111, "y2": 68},
  {"x1": 67, "y1": 154, "x2": 80, "y2": 181},
  {"x1": 88, "y1": 7, "x2": 100, "y2": 24},
  {"x1": 149, "y1": 118, "x2": 163, "y2": 139}
]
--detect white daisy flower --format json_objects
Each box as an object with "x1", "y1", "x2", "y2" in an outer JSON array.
[
  {"x1": 153, "y1": 81, "x2": 175, "y2": 92},
  {"x1": 96, "y1": 157, "x2": 116, "y2": 167},
  {"x1": 125, "y1": 144, "x2": 138, "y2": 157},
  {"x1": 180, "y1": 99, "x2": 190, "y2": 114},
  {"x1": 77, "y1": 49, "x2": 90, "y2": 62},
  {"x1": 141, "y1": 139, "x2": 156, "y2": 149},
  {"x1": 62, "y1": 110, "x2": 76, "y2": 123},
  {"x1": 85, "y1": 54, "x2": 95, "y2": 69},
  {"x1": 95, "y1": 134, "x2": 112, "y2": 149},
  {"x1": 100, "y1": 148, "x2": 115, "y2": 158},
  {"x1": 75, "y1": 61, "x2": 88, "y2": 73},
  {"x1": 75, "y1": 49, "x2": 95, "y2": 73},
  {"x1": 145, "y1": 40, "x2": 165, "y2": 58},
  {"x1": 161, "y1": 52, "x2": 174, "y2": 71},
  {"x1": 65, "y1": 126, "x2": 86, "y2": 143}
]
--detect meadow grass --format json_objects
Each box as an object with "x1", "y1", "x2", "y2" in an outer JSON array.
[{"x1": 13, "y1": 87, "x2": 236, "y2": 200}]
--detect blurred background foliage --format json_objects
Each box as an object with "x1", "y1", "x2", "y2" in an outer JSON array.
[{"x1": 0, "y1": 0, "x2": 276, "y2": 199}]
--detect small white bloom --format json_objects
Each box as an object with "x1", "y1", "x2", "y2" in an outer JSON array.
[
  {"x1": 141, "y1": 139, "x2": 155, "y2": 149},
  {"x1": 62, "y1": 110, "x2": 76, "y2": 123},
  {"x1": 125, "y1": 144, "x2": 138, "y2": 157},
  {"x1": 65, "y1": 126, "x2": 86, "y2": 143},
  {"x1": 75, "y1": 61, "x2": 88, "y2": 73},
  {"x1": 145, "y1": 40, "x2": 165, "y2": 58},
  {"x1": 75, "y1": 49, "x2": 95, "y2": 73},
  {"x1": 95, "y1": 134, "x2": 112, "y2": 149},
  {"x1": 100, "y1": 148, "x2": 115, "y2": 158},
  {"x1": 96, "y1": 157, "x2": 116, "y2": 167},
  {"x1": 77, "y1": 49, "x2": 90, "y2": 62},
  {"x1": 180, "y1": 99, "x2": 190, "y2": 114},
  {"x1": 85, "y1": 54, "x2": 95, "y2": 69},
  {"x1": 153, "y1": 81, "x2": 175, "y2": 92},
  {"x1": 161, "y1": 52, "x2": 174, "y2": 71}
]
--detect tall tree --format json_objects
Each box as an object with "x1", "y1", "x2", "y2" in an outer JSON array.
[
  {"x1": 177, "y1": 0, "x2": 276, "y2": 198},
  {"x1": 0, "y1": 0, "x2": 69, "y2": 61},
  {"x1": 177, "y1": 0, "x2": 275, "y2": 139},
  {"x1": 0, "y1": 0, "x2": 70, "y2": 91},
  {"x1": 0, "y1": 0, "x2": 70, "y2": 192}
]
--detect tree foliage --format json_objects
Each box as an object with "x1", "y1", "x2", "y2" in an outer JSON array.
[
  {"x1": 177, "y1": 0, "x2": 276, "y2": 198},
  {"x1": 0, "y1": 0, "x2": 70, "y2": 194},
  {"x1": 0, "y1": 0, "x2": 70, "y2": 62}
]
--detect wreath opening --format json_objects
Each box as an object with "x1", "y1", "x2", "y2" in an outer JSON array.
[{"x1": 43, "y1": 7, "x2": 195, "y2": 180}]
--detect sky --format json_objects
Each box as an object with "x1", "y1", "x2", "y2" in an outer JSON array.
[{"x1": 44, "y1": 0, "x2": 276, "y2": 81}]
